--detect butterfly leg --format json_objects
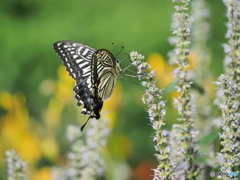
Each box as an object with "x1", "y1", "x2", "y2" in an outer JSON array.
[{"x1": 80, "y1": 116, "x2": 91, "y2": 131}]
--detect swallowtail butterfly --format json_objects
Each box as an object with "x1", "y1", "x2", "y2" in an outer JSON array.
[{"x1": 53, "y1": 41, "x2": 122, "y2": 131}]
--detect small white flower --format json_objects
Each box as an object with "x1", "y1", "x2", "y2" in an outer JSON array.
[
  {"x1": 161, "y1": 109, "x2": 166, "y2": 116},
  {"x1": 175, "y1": 85, "x2": 182, "y2": 92},
  {"x1": 160, "y1": 101, "x2": 165, "y2": 107},
  {"x1": 131, "y1": 61, "x2": 138, "y2": 66},
  {"x1": 141, "y1": 81, "x2": 148, "y2": 87},
  {"x1": 190, "y1": 130, "x2": 199, "y2": 138}
]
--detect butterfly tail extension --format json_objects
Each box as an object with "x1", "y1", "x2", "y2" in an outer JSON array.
[
  {"x1": 80, "y1": 99, "x2": 103, "y2": 131},
  {"x1": 80, "y1": 116, "x2": 91, "y2": 131}
]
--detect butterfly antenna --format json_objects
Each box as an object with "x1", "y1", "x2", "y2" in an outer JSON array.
[
  {"x1": 119, "y1": 53, "x2": 130, "y2": 63},
  {"x1": 81, "y1": 116, "x2": 92, "y2": 131},
  {"x1": 115, "y1": 46, "x2": 124, "y2": 58},
  {"x1": 125, "y1": 53, "x2": 131, "y2": 60},
  {"x1": 112, "y1": 43, "x2": 116, "y2": 55}
]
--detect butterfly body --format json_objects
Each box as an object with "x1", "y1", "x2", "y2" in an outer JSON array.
[{"x1": 53, "y1": 41, "x2": 121, "y2": 128}]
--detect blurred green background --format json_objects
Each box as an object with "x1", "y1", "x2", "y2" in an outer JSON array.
[{"x1": 0, "y1": 0, "x2": 227, "y2": 179}]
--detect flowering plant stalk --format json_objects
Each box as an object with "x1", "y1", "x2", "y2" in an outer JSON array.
[
  {"x1": 214, "y1": 75, "x2": 239, "y2": 174},
  {"x1": 215, "y1": 0, "x2": 240, "y2": 174},
  {"x1": 5, "y1": 149, "x2": 27, "y2": 180},
  {"x1": 130, "y1": 52, "x2": 175, "y2": 179},
  {"x1": 169, "y1": 0, "x2": 200, "y2": 179},
  {"x1": 52, "y1": 119, "x2": 110, "y2": 180},
  {"x1": 191, "y1": 0, "x2": 211, "y2": 84},
  {"x1": 190, "y1": 0, "x2": 219, "y2": 168},
  {"x1": 222, "y1": 0, "x2": 240, "y2": 84}
]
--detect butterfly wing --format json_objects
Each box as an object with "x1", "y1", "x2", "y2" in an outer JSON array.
[
  {"x1": 53, "y1": 41, "x2": 101, "y2": 118},
  {"x1": 53, "y1": 41, "x2": 95, "y2": 80},
  {"x1": 91, "y1": 49, "x2": 119, "y2": 100}
]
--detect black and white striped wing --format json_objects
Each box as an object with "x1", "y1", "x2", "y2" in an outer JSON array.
[
  {"x1": 53, "y1": 41, "x2": 98, "y2": 117},
  {"x1": 53, "y1": 41, "x2": 95, "y2": 80},
  {"x1": 92, "y1": 49, "x2": 118, "y2": 100}
]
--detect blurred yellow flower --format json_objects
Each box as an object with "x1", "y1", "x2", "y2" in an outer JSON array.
[
  {"x1": 0, "y1": 91, "x2": 13, "y2": 111},
  {"x1": 41, "y1": 137, "x2": 59, "y2": 161},
  {"x1": 56, "y1": 66, "x2": 75, "y2": 104},
  {"x1": 44, "y1": 98, "x2": 64, "y2": 128},
  {"x1": 107, "y1": 133, "x2": 132, "y2": 159},
  {"x1": 31, "y1": 167, "x2": 52, "y2": 180},
  {"x1": 147, "y1": 53, "x2": 174, "y2": 87},
  {"x1": 57, "y1": 65, "x2": 74, "y2": 86},
  {"x1": 187, "y1": 51, "x2": 199, "y2": 70},
  {"x1": 121, "y1": 134, "x2": 132, "y2": 157},
  {"x1": 202, "y1": 78, "x2": 216, "y2": 98},
  {"x1": 43, "y1": 65, "x2": 76, "y2": 128},
  {"x1": 0, "y1": 92, "x2": 42, "y2": 162},
  {"x1": 0, "y1": 91, "x2": 59, "y2": 180}
]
